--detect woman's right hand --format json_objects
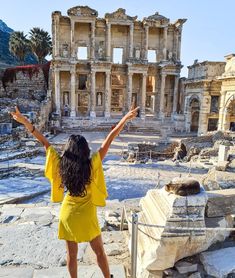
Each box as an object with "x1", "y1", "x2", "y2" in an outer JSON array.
[
  {"x1": 10, "y1": 106, "x2": 28, "y2": 125},
  {"x1": 124, "y1": 106, "x2": 139, "y2": 121}
]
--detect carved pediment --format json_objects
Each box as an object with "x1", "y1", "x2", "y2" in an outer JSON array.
[
  {"x1": 223, "y1": 57, "x2": 235, "y2": 77},
  {"x1": 144, "y1": 12, "x2": 169, "y2": 25},
  {"x1": 67, "y1": 6, "x2": 98, "y2": 17},
  {"x1": 105, "y1": 8, "x2": 137, "y2": 21}
]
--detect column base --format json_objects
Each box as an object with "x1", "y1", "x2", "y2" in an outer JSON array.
[
  {"x1": 158, "y1": 112, "x2": 165, "y2": 119},
  {"x1": 70, "y1": 110, "x2": 76, "y2": 117},
  {"x1": 56, "y1": 109, "x2": 61, "y2": 116},
  {"x1": 90, "y1": 111, "x2": 96, "y2": 118},
  {"x1": 104, "y1": 111, "x2": 111, "y2": 118},
  {"x1": 171, "y1": 112, "x2": 177, "y2": 120},
  {"x1": 140, "y1": 112, "x2": 146, "y2": 120}
]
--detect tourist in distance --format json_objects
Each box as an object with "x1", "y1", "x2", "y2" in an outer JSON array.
[{"x1": 10, "y1": 106, "x2": 139, "y2": 278}]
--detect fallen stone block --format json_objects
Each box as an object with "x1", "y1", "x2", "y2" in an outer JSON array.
[
  {"x1": 188, "y1": 272, "x2": 202, "y2": 278},
  {"x1": 175, "y1": 261, "x2": 198, "y2": 274},
  {"x1": 200, "y1": 247, "x2": 235, "y2": 278},
  {"x1": 206, "y1": 189, "x2": 235, "y2": 217}
]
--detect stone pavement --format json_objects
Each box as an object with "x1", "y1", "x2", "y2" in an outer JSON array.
[
  {"x1": 0, "y1": 265, "x2": 126, "y2": 277},
  {"x1": 0, "y1": 201, "x2": 130, "y2": 277}
]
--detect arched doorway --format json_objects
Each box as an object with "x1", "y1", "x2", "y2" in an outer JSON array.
[
  {"x1": 190, "y1": 98, "x2": 200, "y2": 132},
  {"x1": 225, "y1": 95, "x2": 235, "y2": 131}
]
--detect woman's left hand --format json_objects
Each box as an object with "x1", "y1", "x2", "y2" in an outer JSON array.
[{"x1": 10, "y1": 106, "x2": 28, "y2": 125}]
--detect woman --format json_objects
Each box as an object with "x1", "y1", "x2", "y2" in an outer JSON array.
[{"x1": 11, "y1": 106, "x2": 138, "y2": 278}]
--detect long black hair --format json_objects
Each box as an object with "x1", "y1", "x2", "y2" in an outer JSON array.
[{"x1": 59, "y1": 134, "x2": 92, "y2": 197}]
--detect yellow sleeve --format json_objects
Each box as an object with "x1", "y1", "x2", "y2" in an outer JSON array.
[
  {"x1": 45, "y1": 145, "x2": 64, "y2": 203},
  {"x1": 91, "y1": 152, "x2": 108, "y2": 207}
]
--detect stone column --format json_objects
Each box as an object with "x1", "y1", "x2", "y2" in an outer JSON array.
[
  {"x1": 71, "y1": 20, "x2": 76, "y2": 59},
  {"x1": 90, "y1": 70, "x2": 96, "y2": 118},
  {"x1": 141, "y1": 73, "x2": 147, "y2": 119},
  {"x1": 177, "y1": 28, "x2": 182, "y2": 61},
  {"x1": 54, "y1": 13, "x2": 60, "y2": 57},
  {"x1": 91, "y1": 21, "x2": 95, "y2": 60},
  {"x1": 218, "y1": 91, "x2": 226, "y2": 130},
  {"x1": 198, "y1": 93, "x2": 210, "y2": 135},
  {"x1": 106, "y1": 22, "x2": 111, "y2": 61},
  {"x1": 154, "y1": 74, "x2": 160, "y2": 116},
  {"x1": 104, "y1": 71, "x2": 111, "y2": 118},
  {"x1": 70, "y1": 69, "x2": 76, "y2": 117},
  {"x1": 174, "y1": 28, "x2": 179, "y2": 61},
  {"x1": 159, "y1": 73, "x2": 166, "y2": 118},
  {"x1": 127, "y1": 72, "x2": 133, "y2": 110},
  {"x1": 163, "y1": 26, "x2": 168, "y2": 60},
  {"x1": 129, "y1": 23, "x2": 134, "y2": 59},
  {"x1": 144, "y1": 25, "x2": 149, "y2": 60},
  {"x1": 54, "y1": 69, "x2": 61, "y2": 114},
  {"x1": 172, "y1": 75, "x2": 180, "y2": 114}
]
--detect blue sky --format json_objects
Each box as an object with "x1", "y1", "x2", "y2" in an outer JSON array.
[{"x1": 1, "y1": 0, "x2": 234, "y2": 76}]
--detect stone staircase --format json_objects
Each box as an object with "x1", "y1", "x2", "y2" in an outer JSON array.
[{"x1": 61, "y1": 117, "x2": 163, "y2": 134}]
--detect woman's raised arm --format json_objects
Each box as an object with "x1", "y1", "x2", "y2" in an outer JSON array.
[
  {"x1": 10, "y1": 106, "x2": 50, "y2": 151},
  {"x1": 99, "y1": 107, "x2": 139, "y2": 161}
]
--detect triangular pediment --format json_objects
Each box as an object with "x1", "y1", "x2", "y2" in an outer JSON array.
[{"x1": 67, "y1": 6, "x2": 98, "y2": 17}]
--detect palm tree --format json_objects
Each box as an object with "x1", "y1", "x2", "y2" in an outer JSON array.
[
  {"x1": 29, "y1": 27, "x2": 52, "y2": 64},
  {"x1": 9, "y1": 31, "x2": 30, "y2": 64}
]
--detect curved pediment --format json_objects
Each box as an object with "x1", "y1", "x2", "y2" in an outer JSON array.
[
  {"x1": 105, "y1": 8, "x2": 137, "y2": 21},
  {"x1": 143, "y1": 12, "x2": 169, "y2": 26},
  {"x1": 67, "y1": 6, "x2": 98, "y2": 17}
]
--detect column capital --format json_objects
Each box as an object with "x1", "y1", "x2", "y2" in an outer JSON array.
[
  {"x1": 128, "y1": 72, "x2": 134, "y2": 77},
  {"x1": 220, "y1": 90, "x2": 226, "y2": 96},
  {"x1": 144, "y1": 24, "x2": 149, "y2": 31},
  {"x1": 70, "y1": 68, "x2": 76, "y2": 75},
  {"x1": 142, "y1": 72, "x2": 148, "y2": 77}
]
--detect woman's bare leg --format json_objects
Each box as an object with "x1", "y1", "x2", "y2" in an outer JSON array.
[
  {"x1": 66, "y1": 240, "x2": 78, "y2": 278},
  {"x1": 90, "y1": 235, "x2": 110, "y2": 278}
]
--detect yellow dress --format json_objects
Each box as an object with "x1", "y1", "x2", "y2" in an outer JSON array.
[{"x1": 44, "y1": 145, "x2": 108, "y2": 243}]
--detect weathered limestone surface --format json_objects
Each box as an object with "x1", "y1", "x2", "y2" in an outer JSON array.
[
  {"x1": 202, "y1": 167, "x2": 235, "y2": 191},
  {"x1": 134, "y1": 188, "x2": 233, "y2": 276},
  {"x1": 0, "y1": 265, "x2": 126, "y2": 278},
  {"x1": 206, "y1": 189, "x2": 235, "y2": 217},
  {"x1": 0, "y1": 201, "x2": 130, "y2": 276},
  {"x1": 200, "y1": 247, "x2": 235, "y2": 278}
]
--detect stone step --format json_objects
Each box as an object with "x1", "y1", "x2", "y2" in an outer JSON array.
[{"x1": 0, "y1": 265, "x2": 126, "y2": 278}]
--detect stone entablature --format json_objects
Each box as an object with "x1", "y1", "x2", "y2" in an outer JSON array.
[
  {"x1": 188, "y1": 61, "x2": 225, "y2": 81},
  {"x1": 51, "y1": 6, "x2": 186, "y2": 122}
]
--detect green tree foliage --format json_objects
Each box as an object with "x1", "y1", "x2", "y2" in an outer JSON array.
[
  {"x1": 29, "y1": 27, "x2": 52, "y2": 64},
  {"x1": 9, "y1": 31, "x2": 30, "y2": 65}
]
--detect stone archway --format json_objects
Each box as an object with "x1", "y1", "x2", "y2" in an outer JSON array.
[
  {"x1": 224, "y1": 94, "x2": 235, "y2": 131},
  {"x1": 191, "y1": 110, "x2": 200, "y2": 132},
  {"x1": 186, "y1": 96, "x2": 200, "y2": 132}
]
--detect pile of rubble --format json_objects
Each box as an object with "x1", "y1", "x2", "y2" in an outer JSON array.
[
  {"x1": 126, "y1": 142, "x2": 178, "y2": 162},
  {"x1": 177, "y1": 131, "x2": 234, "y2": 162}
]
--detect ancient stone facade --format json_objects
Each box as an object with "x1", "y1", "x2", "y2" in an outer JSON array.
[
  {"x1": 183, "y1": 55, "x2": 235, "y2": 135},
  {"x1": 51, "y1": 6, "x2": 186, "y2": 122},
  {"x1": 217, "y1": 54, "x2": 235, "y2": 131},
  {"x1": 183, "y1": 61, "x2": 226, "y2": 135}
]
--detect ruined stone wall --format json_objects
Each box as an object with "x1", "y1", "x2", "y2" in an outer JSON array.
[{"x1": 0, "y1": 64, "x2": 52, "y2": 131}]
